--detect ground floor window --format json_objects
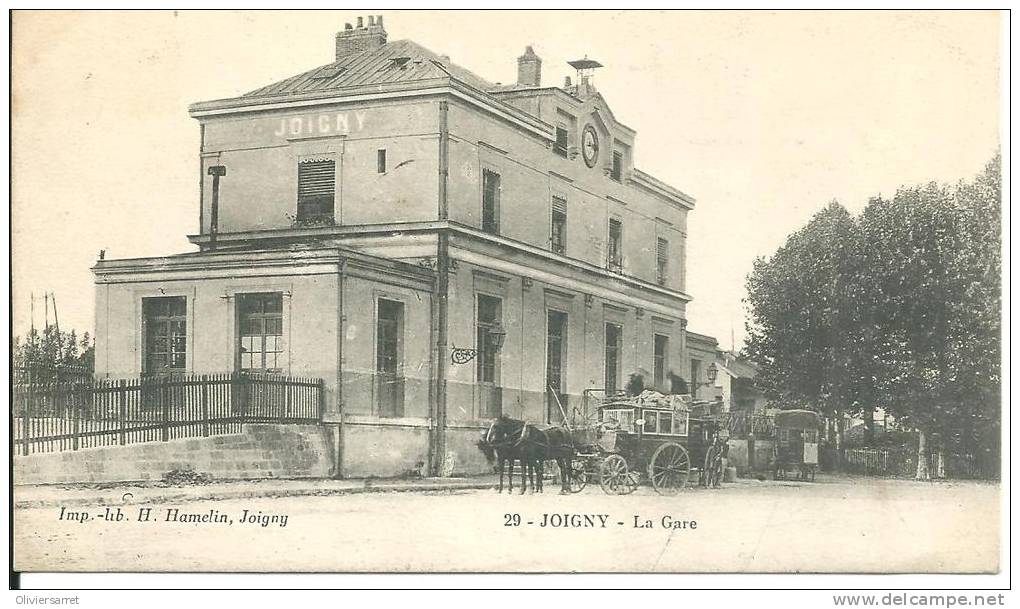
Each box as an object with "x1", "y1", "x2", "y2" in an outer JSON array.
[
  {"x1": 238, "y1": 293, "x2": 284, "y2": 374},
  {"x1": 546, "y1": 310, "x2": 568, "y2": 423},
  {"x1": 476, "y1": 294, "x2": 502, "y2": 418},
  {"x1": 143, "y1": 296, "x2": 187, "y2": 375},
  {"x1": 653, "y1": 333, "x2": 669, "y2": 391},
  {"x1": 376, "y1": 298, "x2": 405, "y2": 417},
  {"x1": 605, "y1": 322, "x2": 622, "y2": 393}
]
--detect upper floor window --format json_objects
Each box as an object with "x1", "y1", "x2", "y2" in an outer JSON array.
[
  {"x1": 554, "y1": 126, "x2": 569, "y2": 158},
  {"x1": 481, "y1": 169, "x2": 501, "y2": 235},
  {"x1": 238, "y1": 293, "x2": 284, "y2": 374},
  {"x1": 297, "y1": 159, "x2": 335, "y2": 223},
  {"x1": 550, "y1": 196, "x2": 567, "y2": 255},
  {"x1": 607, "y1": 218, "x2": 623, "y2": 272},
  {"x1": 377, "y1": 149, "x2": 387, "y2": 174},
  {"x1": 611, "y1": 150, "x2": 624, "y2": 182},
  {"x1": 656, "y1": 237, "x2": 669, "y2": 286}
]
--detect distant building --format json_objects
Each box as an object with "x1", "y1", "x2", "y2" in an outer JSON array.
[
  {"x1": 716, "y1": 350, "x2": 768, "y2": 414},
  {"x1": 93, "y1": 16, "x2": 697, "y2": 477}
]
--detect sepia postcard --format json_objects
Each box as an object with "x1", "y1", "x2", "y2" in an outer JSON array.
[{"x1": 10, "y1": 9, "x2": 1005, "y2": 577}]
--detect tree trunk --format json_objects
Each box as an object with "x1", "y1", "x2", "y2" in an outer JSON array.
[{"x1": 915, "y1": 428, "x2": 931, "y2": 480}]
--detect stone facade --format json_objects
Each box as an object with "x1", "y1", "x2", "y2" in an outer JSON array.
[
  {"x1": 93, "y1": 18, "x2": 697, "y2": 478},
  {"x1": 14, "y1": 424, "x2": 333, "y2": 485}
]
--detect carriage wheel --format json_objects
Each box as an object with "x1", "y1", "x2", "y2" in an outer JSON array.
[
  {"x1": 599, "y1": 455, "x2": 630, "y2": 495},
  {"x1": 648, "y1": 442, "x2": 691, "y2": 495},
  {"x1": 569, "y1": 460, "x2": 588, "y2": 493}
]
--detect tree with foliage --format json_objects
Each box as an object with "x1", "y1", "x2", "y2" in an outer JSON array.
[
  {"x1": 13, "y1": 326, "x2": 94, "y2": 382},
  {"x1": 745, "y1": 156, "x2": 1000, "y2": 479},
  {"x1": 744, "y1": 201, "x2": 869, "y2": 450},
  {"x1": 857, "y1": 157, "x2": 1000, "y2": 478}
]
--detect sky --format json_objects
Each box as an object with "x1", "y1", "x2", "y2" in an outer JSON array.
[{"x1": 11, "y1": 10, "x2": 1001, "y2": 350}]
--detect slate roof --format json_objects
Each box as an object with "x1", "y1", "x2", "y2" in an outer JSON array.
[{"x1": 243, "y1": 39, "x2": 495, "y2": 99}]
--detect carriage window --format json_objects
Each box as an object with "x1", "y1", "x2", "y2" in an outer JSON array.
[
  {"x1": 672, "y1": 412, "x2": 689, "y2": 436},
  {"x1": 643, "y1": 414, "x2": 658, "y2": 434},
  {"x1": 779, "y1": 429, "x2": 789, "y2": 442},
  {"x1": 603, "y1": 408, "x2": 634, "y2": 432},
  {"x1": 803, "y1": 430, "x2": 818, "y2": 443}
]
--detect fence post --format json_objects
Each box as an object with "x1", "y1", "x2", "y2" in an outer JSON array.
[
  {"x1": 22, "y1": 385, "x2": 31, "y2": 456},
  {"x1": 72, "y1": 385, "x2": 81, "y2": 451},
  {"x1": 118, "y1": 380, "x2": 127, "y2": 446},
  {"x1": 201, "y1": 375, "x2": 210, "y2": 437},
  {"x1": 317, "y1": 378, "x2": 326, "y2": 421},
  {"x1": 161, "y1": 376, "x2": 170, "y2": 442},
  {"x1": 284, "y1": 380, "x2": 292, "y2": 422}
]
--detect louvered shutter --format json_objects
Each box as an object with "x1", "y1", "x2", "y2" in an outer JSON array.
[
  {"x1": 551, "y1": 196, "x2": 567, "y2": 215},
  {"x1": 297, "y1": 160, "x2": 335, "y2": 221},
  {"x1": 298, "y1": 160, "x2": 335, "y2": 198},
  {"x1": 656, "y1": 237, "x2": 669, "y2": 285}
]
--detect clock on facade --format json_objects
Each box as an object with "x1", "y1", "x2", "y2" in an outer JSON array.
[{"x1": 581, "y1": 124, "x2": 599, "y2": 168}]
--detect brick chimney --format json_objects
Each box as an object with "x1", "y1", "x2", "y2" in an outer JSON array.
[
  {"x1": 517, "y1": 45, "x2": 542, "y2": 87},
  {"x1": 335, "y1": 15, "x2": 387, "y2": 60}
]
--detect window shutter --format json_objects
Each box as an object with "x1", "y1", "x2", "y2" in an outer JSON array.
[
  {"x1": 657, "y1": 237, "x2": 669, "y2": 263},
  {"x1": 551, "y1": 196, "x2": 567, "y2": 215},
  {"x1": 298, "y1": 160, "x2": 335, "y2": 198}
]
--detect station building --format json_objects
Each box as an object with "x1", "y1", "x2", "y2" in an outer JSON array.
[{"x1": 93, "y1": 16, "x2": 697, "y2": 477}]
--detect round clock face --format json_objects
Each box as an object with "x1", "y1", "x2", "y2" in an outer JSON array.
[{"x1": 582, "y1": 125, "x2": 599, "y2": 168}]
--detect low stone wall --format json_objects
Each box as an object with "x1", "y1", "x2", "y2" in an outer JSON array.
[
  {"x1": 726, "y1": 438, "x2": 775, "y2": 474},
  {"x1": 340, "y1": 417, "x2": 430, "y2": 478},
  {"x1": 14, "y1": 424, "x2": 334, "y2": 485}
]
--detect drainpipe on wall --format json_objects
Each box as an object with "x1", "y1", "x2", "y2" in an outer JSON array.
[
  {"x1": 207, "y1": 165, "x2": 227, "y2": 250},
  {"x1": 432, "y1": 100, "x2": 450, "y2": 477},
  {"x1": 334, "y1": 254, "x2": 347, "y2": 478}
]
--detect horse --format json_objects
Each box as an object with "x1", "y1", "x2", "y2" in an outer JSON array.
[
  {"x1": 478, "y1": 416, "x2": 541, "y2": 494},
  {"x1": 512, "y1": 418, "x2": 576, "y2": 494}
]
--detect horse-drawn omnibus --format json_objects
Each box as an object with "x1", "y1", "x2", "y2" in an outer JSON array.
[
  {"x1": 567, "y1": 390, "x2": 722, "y2": 495},
  {"x1": 772, "y1": 409, "x2": 823, "y2": 481}
]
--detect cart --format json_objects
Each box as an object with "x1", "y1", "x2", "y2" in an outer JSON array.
[
  {"x1": 772, "y1": 409, "x2": 822, "y2": 481},
  {"x1": 566, "y1": 390, "x2": 717, "y2": 495}
]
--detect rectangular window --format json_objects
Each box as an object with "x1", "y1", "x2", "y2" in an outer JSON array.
[
  {"x1": 144, "y1": 296, "x2": 187, "y2": 375},
  {"x1": 608, "y1": 218, "x2": 623, "y2": 271},
  {"x1": 377, "y1": 149, "x2": 387, "y2": 174},
  {"x1": 554, "y1": 126, "x2": 569, "y2": 157},
  {"x1": 653, "y1": 334, "x2": 669, "y2": 390},
  {"x1": 481, "y1": 169, "x2": 501, "y2": 235},
  {"x1": 656, "y1": 237, "x2": 669, "y2": 286},
  {"x1": 611, "y1": 150, "x2": 623, "y2": 182},
  {"x1": 602, "y1": 408, "x2": 635, "y2": 433},
  {"x1": 604, "y1": 322, "x2": 622, "y2": 393},
  {"x1": 550, "y1": 196, "x2": 567, "y2": 255},
  {"x1": 673, "y1": 410, "x2": 689, "y2": 436},
  {"x1": 476, "y1": 295, "x2": 502, "y2": 384},
  {"x1": 476, "y1": 294, "x2": 502, "y2": 418},
  {"x1": 691, "y1": 359, "x2": 702, "y2": 397},
  {"x1": 375, "y1": 298, "x2": 405, "y2": 417},
  {"x1": 546, "y1": 310, "x2": 569, "y2": 423},
  {"x1": 238, "y1": 293, "x2": 284, "y2": 374},
  {"x1": 297, "y1": 159, "x2": 335, "y2": 223}
]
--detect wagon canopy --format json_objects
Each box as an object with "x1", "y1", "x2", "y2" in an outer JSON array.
[{"x1": 774, "y1": 409, "x2": 823, "y2": 430}]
